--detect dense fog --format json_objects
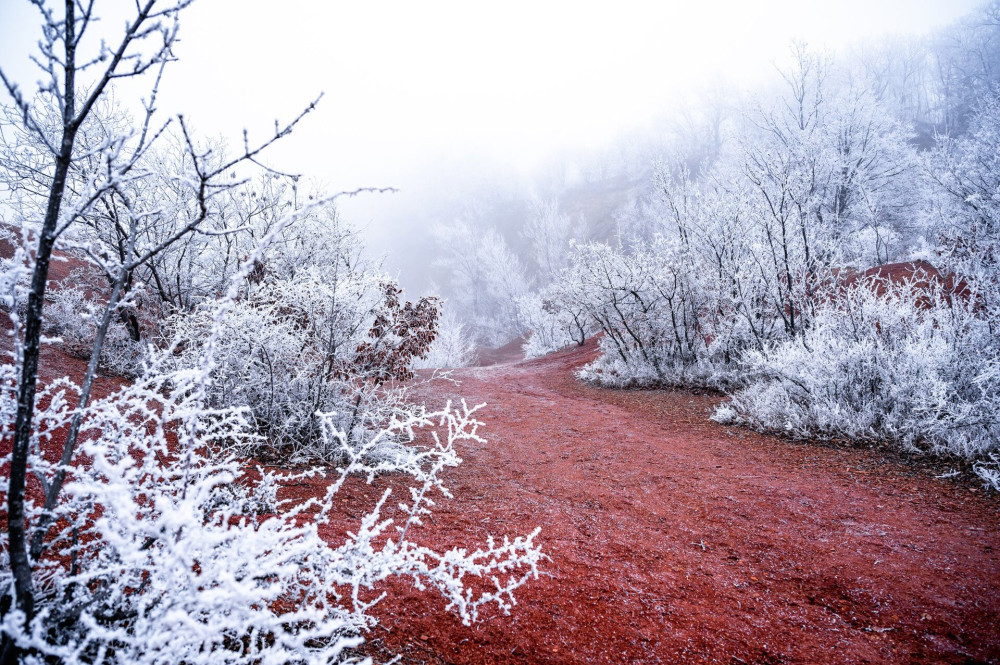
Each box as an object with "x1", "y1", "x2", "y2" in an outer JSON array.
[{"x1": 2, "y1": 2, "x2": 1000, "y2": 663}]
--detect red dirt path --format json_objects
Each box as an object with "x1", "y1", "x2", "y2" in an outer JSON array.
[
  {"x1": 348, "y1": 338, "x2": 999, "y2": 665},
  {"x1": 8, "y1": 327, "x2": 999, "y2": 664}
]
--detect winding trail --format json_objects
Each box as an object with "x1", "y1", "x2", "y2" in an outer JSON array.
[
  {"x1": 9, "y1": 237, "x2": 996, "y2": 663},
  {"x1": 354, "y1": 338, "x2": 1000, "y2": 664}
]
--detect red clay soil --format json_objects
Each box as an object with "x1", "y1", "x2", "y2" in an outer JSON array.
[
  {"x1": 340, "y1": 338, "x2": 999, "y2": 665},
  {"x1": 471, "y1": 336, "x2": 529, "y2": 367},
  {"x1": 841, "y1": 260, "x2": 974, "y2": 308},
  {"x1": 0, "y1": 226, "x2": 97, "y2": 289}
]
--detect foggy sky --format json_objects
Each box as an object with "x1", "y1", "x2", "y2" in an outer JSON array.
[{"x1": 0, "y1": 0, "x2": 983, "y2": 246}]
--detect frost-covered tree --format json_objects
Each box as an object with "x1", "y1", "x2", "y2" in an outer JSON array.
[
  {"x1": 0, "y1": 2, "x2": 216, "y2": 649},
  {"x1": 159, "y1": 215, "x2": 441, "y2": 460},
  {"x1": 433, "y1": 220, "x2": 529, "y2": 346},
  {"x1": 521, "y1": 197, "x2": 578, "y2": 281},
  {"x1": 413, "y1": 309, "x2": 478, "y2": 369},
  {"x1": 929, "y1": 2, "x2": 1000, "y2": 134},
  {"x1": 515, "y1": 198, "x2": 588, "y2": 357},
  {"x1": 0, "y1": 2, "x2": 542, "y2": 662},
  {"x1": 930, "y1": 89, "x2": 1000, "y2": 279}
]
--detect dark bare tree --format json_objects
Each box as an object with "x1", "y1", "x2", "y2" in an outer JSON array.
[{"x1": 0, "y1": 3, "x2": 318, "y2": 661}]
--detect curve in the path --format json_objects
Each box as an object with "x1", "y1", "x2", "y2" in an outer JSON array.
[{"x1": 354, "y1": 340, "x2": 1000, "y2": 665}]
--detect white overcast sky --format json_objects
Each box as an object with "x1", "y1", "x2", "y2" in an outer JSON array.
[{"x1": 0, "y1": 0, "x2": 984, "y2": 226}]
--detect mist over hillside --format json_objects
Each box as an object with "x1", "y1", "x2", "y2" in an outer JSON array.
[{"x1": 364, "y1": 1, "x2": 1000, "y2": 345}]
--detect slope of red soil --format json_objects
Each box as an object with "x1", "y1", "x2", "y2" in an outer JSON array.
[
  {"x1": 841, "y1": 260, "x2": 974, "y2": 308},
  {"x1": 0, "y1": 226, "x2": 98, "y2": 291},
  {"x1": 347, "y1": 338, "x2": 1000, "y2": 665},
  {"x1": 472, "y1": 336, "x2": 527, "y2": 367}
]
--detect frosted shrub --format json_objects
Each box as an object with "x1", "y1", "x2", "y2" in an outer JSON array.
[
  {"x1": 2, "y1": 198, "x2": 536, "y2": 664},
  {"x1": 413, "y1": 310, "x2": 478, "y2": 369},
  {"x1": 518, "y1": 288, "x2": 589, "y2": 360},
  {"x1": 43, "y1": 281, "x2": 144, "y2": 376},
  {"x1": 0, "y1": 231, "x2": 30, "y2": 317},
  {"x1": 0, "y1": 362, "x2": 543, "y2": 664},
  {"x1": 974, "y1": 454, "x2": 1000, "y2": 491},
  {"x1": 720, "y1": 277, "x2": 1000, "y2": 460},
  {"x1": 205, "y1": 465, "x2": 282, "y2": 516},
  {"x1": 563, "y1": 240, "x2": 722, "y2": 387},
  {"x1": 161, "y1": 267, "x2": 438, "y2": 462},
  {"x1": 41, "y1": 284, "x2": 99, "y2": 354}
]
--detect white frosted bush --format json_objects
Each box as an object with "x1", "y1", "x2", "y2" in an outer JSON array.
[
  {"x1": 974, "y1": 454, "x2": 1000, "y2": 491},
  {"x1": 2, "y1": 201, "x2": 538, "y2": 665},
  {"x1": 413, "y1": 310, "x2": 478, "y2": 369},
  {"x1": 720, "y1": 279, "x2": 1000, "y2": 460},
  {"x1": 159, "y1": 262, "x2": 437, "y2": 462},
  {"x1": 518, "y1": 290, "x2": 589, "y2": 360},
  {"x1": 43, "y1": 282, "x2": 144, "y2": 376},
  {"x1": 0, "y1": 360, "x2": 543, "y2": 664}
]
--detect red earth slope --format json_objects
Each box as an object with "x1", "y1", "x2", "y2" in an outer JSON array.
[{"x1": 351, "y1": 338, "x2": 999, "y2": 665}]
